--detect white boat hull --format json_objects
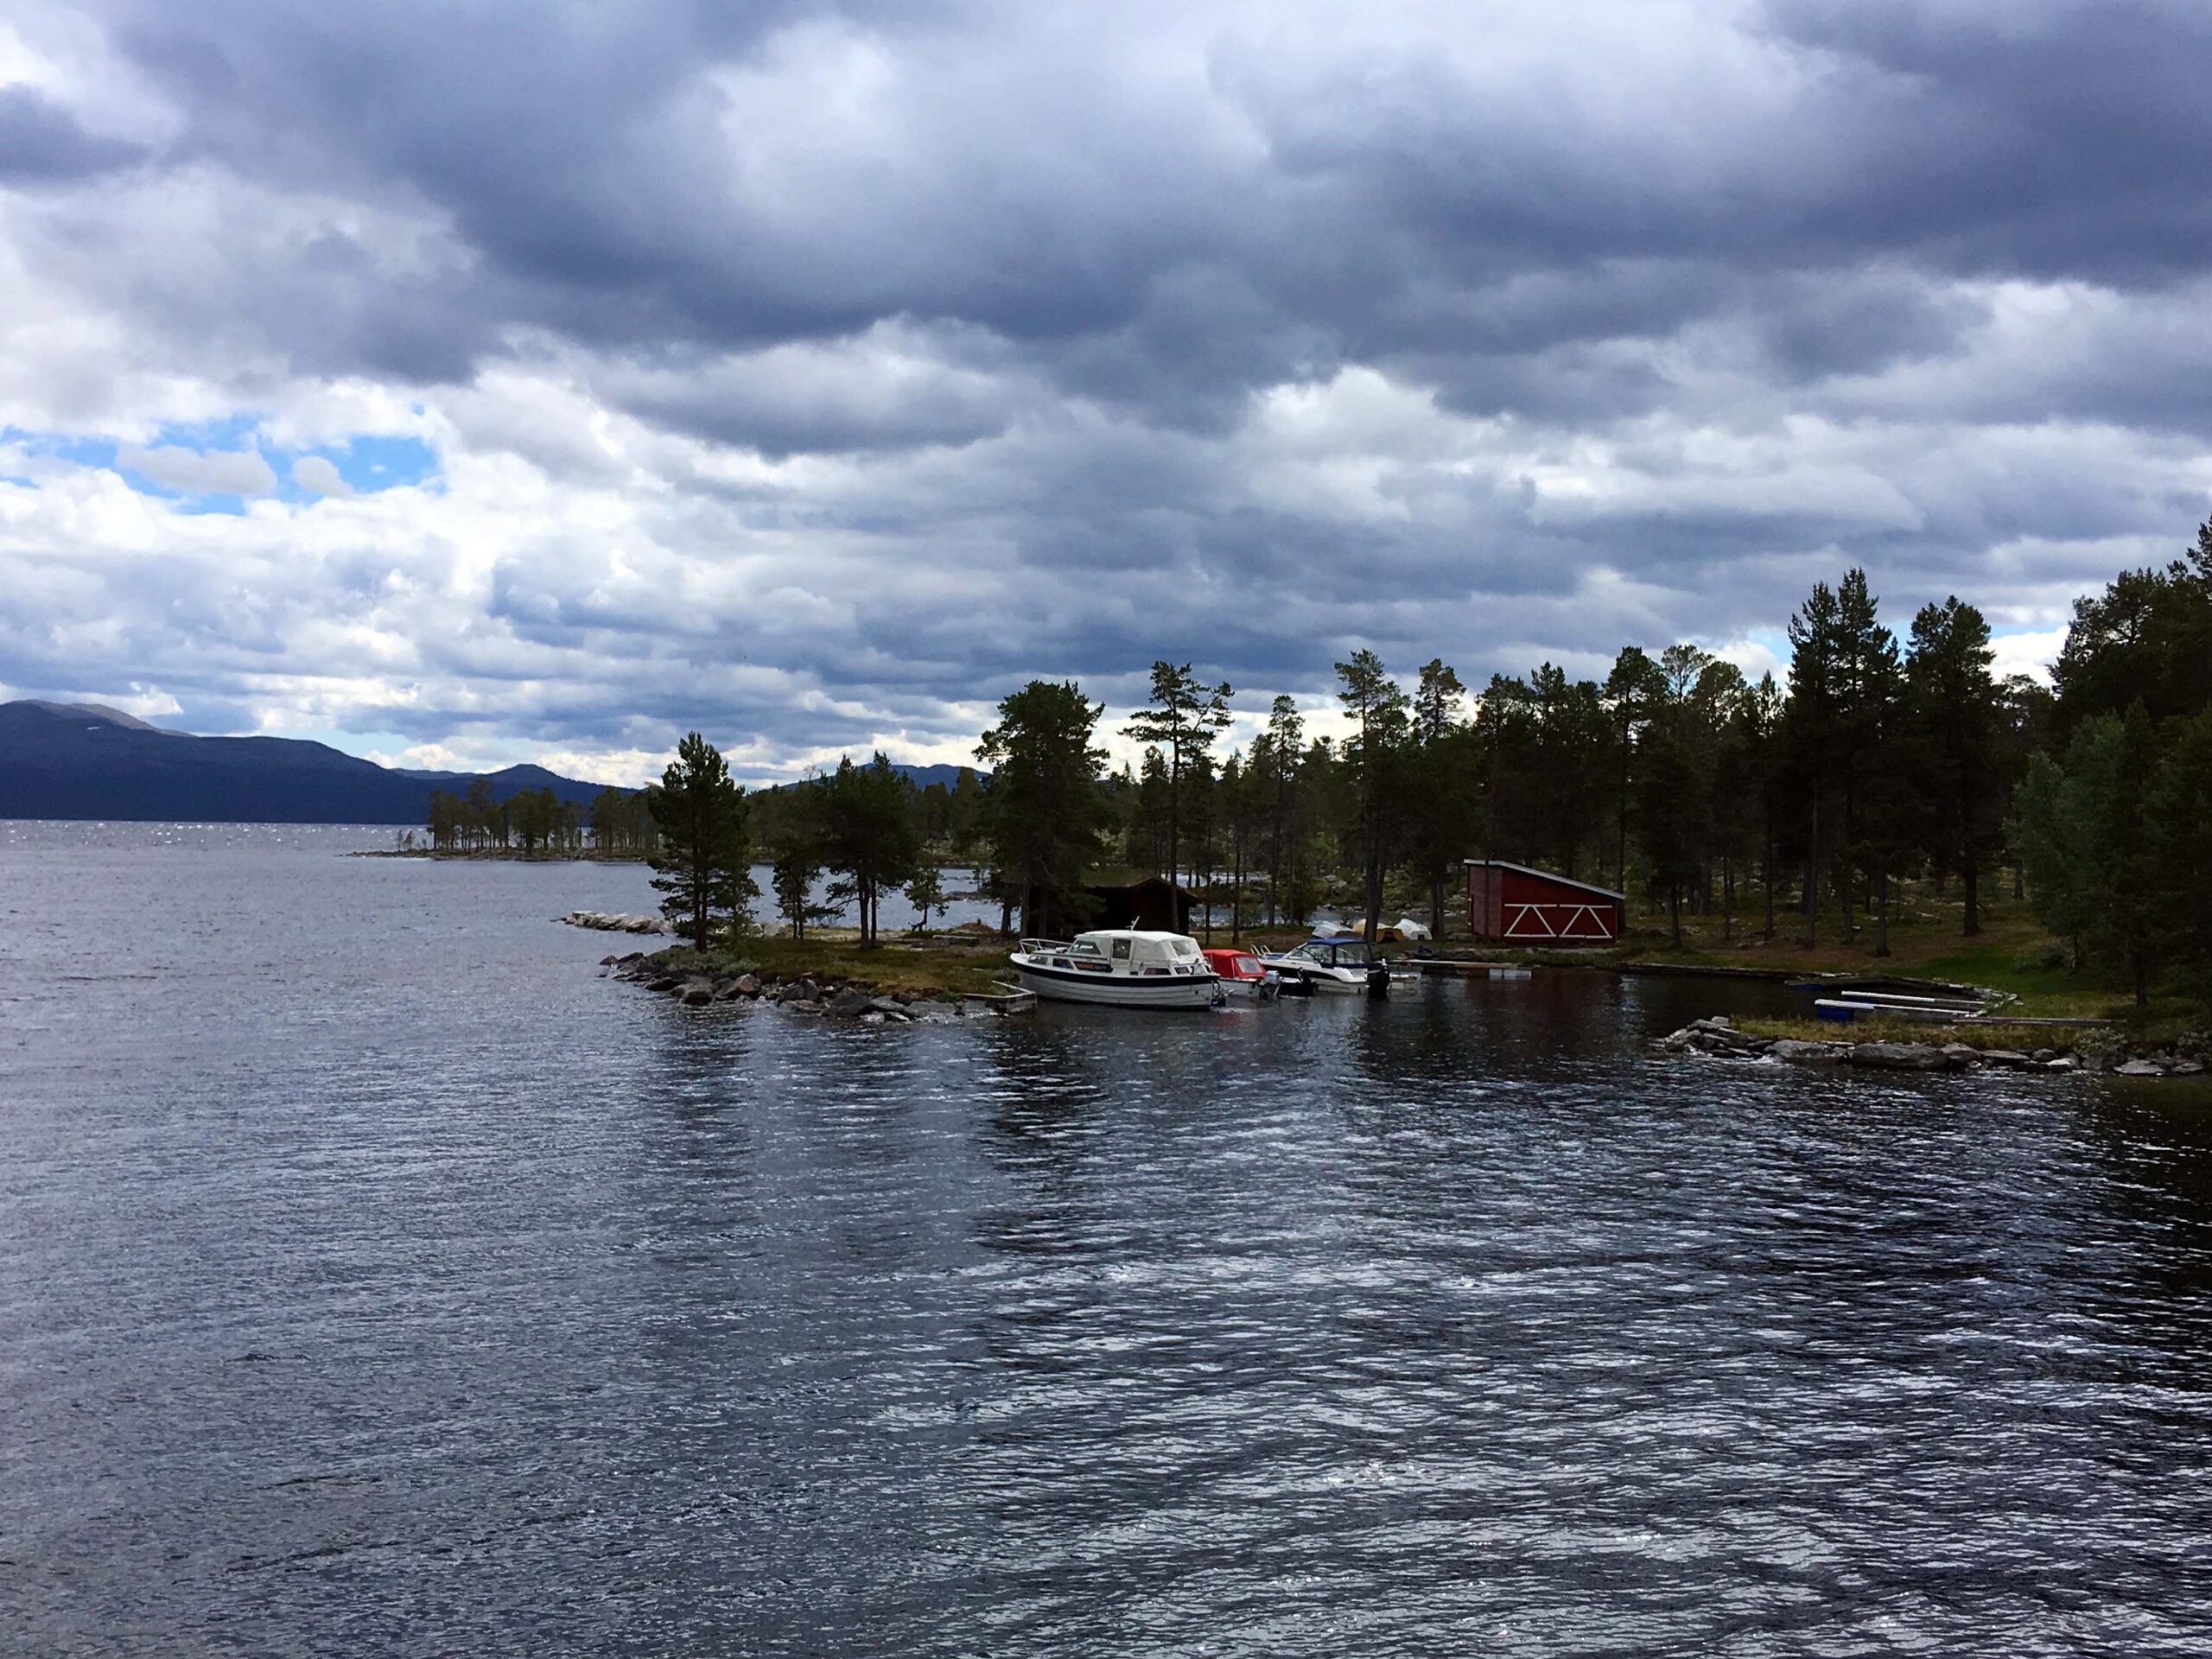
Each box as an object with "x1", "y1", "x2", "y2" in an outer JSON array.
[
  {"x1": 1011, "y1": 958, "x2": 1219, "y2": 1009},
  {"x1": 1265, "y1": 964, "x2": 1368, "y2": 994}
]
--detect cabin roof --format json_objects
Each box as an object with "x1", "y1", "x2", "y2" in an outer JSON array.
[{"x1": 1080, "y1": 868, "x2": 1200, "y2": 896}]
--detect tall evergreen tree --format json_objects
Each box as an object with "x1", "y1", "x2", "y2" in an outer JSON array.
[
  {"x1": 2148, "y1": 708, "x2": 2212, "y2": 1000},
  {"x1": 1829, "y1": 569, "x2": 1899, "y2": 935},
  {"x1": 976, "y1": 680, "x2": 1111, "y2": 938},
  {"x1": 1255, "y1": 695, "x2": 1305, "y2": 925},
  {"x1": 1745, "y1": 671, "x2": 1786, "y2": 938},
  {"x1": 1335, "y1": 650, "x2": 1411, "y2": 944},
  {"x1": 1408, "y1": 659, "x2": 1471, "y2": 938},
  {"x1": 1784, "y1": 580, "x2": 1844, "y2": 944},
  {"x1": 1636, "y1": 646, "x2": 1714, "y2": 946},
  {"x1": 1905, "y1": 596, "x2": 2002, "y2": 936},
  {"x1": 2053, "y1": 518, "x2": 2212, "y2": 729},
  {"x1": 645, "y1": 732, "x2": 754, "y2": 950},
  {"x1": 2012, "y1": 709, "x2": 2164, "y2": 1002},
  {"x1": 1605, "y1": 647, "x2": 1668, "y2": 893},
  {"x1": 765, "y1": 779, "x2": 839, "y2": 942},
  {"x1": 817, "y1": 753, "x2": 923, "y2": 947},
  {"x1": 1121, "y1": 662, "x2": 1232, "y2": 887}
]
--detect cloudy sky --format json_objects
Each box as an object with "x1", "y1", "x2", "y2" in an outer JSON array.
[{"x1": 3, "y1": 0, "x2": 2209, "y2": 783}]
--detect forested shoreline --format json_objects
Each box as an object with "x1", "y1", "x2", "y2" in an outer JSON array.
[{"x1": 464, "y1": 518, "x2": 2212, "y2": 1014}]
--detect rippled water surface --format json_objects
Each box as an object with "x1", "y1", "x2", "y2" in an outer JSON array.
[{"x1": 5, "y1": 823, "x2": 2212, "y2": 1656}]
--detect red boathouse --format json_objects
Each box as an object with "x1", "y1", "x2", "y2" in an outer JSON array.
[{"x1": 1464, "y1": 860, "x2": 1625, "y2": 944}]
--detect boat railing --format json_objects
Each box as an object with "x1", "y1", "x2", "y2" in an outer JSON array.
[{"x1": 1018, "y1": 938, "x2": 1072, "y2": 955}]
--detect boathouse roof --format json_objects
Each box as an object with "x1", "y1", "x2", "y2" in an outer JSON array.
[{"x1": 1461, "y1": 859, "x2": 1627, "y2": 903}]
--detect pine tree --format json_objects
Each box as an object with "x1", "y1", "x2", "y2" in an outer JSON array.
[
  {"x1": 1255, "y1": 695, "x2": 1304, "y2": 925},
  {"x1": 1121, "y1": 662, "x2": 1231, "y2": 887},
  {"x1": 1784, "y1": 581, "x2": 1843, "y2": 944},
  {"x1": 2012, "y1": 709, "x2": 2164, "y2": 1001},
  {"x1": 976, "y1": 680, "x2": 1111, "y2": 938},
  {"x1": 1408, "y1": 659, "x2": 1471, "y2": 938},
  {"x1": 1335, "y1": 649, "x2": 1411, "y2": 944},
  {"x1": 766, "y1": 779, "x2": 839, "y2": 941},
  {"x1": 1605, "y1": 646, "x2": 1668, "y2": 893},
  {"x1": 2148, "y1": 709, "x2": 2212, "y2": 1000},
  {"x1": 1829, "y1": 569, "x2": 1899, "y2": 935},
  {"x1": 817, "y1": 753, "x2": 922, "y2": 947},
  {"x1": 1905, "y1": 596, "x2": 2002, "y2": 936},
  {"x1": 645, "y1": 732, "x2": 754, "y2": 950}
]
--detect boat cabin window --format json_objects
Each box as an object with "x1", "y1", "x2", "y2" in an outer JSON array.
[{"x1": 1111, "y1": 938, "x2": 1131, "y2": 961}]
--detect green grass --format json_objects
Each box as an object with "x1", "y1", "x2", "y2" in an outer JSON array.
[
  {"x1": 642, "y1": 935, "x2": 1014, "y2": 999},
  {"x1": 1604, "y1": 889, "x2": 2132, "y2": 1017},
  {"x1": 1737, "y1": 1014, "x2": 2094, "y2": 1052}
]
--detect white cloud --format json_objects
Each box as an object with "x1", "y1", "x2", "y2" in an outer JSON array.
[
  {"x1": 289, "y1": 454, "x2": 354, "y2": 496},
  {"x1": 1991, "y1": 626, "x2": 2065, "y2": 685},
  {"x1": 114, "y1": 442, "x2": 276, "y2": 498},
  {"x1": 0, "y1": 0, "x2": 2205, "y2": 782}
]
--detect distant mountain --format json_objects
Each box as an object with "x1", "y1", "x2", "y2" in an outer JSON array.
[
  {"x1": 0, "y1": 701, "x2": 620, "y2": 823},
  {"x1": 759, "y1": 761, "x2": 984, "y2": 792},
  {"x1": 890, "y1": 763, "x2": 981, "y2": 789}
]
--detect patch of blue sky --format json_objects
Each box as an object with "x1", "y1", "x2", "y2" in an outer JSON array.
[
  {"x1": 2, "y1": 418, "x2": 440, "y2": 507},
  {"x1": 148, "y1": 412, "x2": 263, "y2": 450},
  {"x1": 280, "y1": 434, "x2": 441, "y2": 502},
  {"x1": 2, "y1": 426, "x2": 119, "y2": 468}
]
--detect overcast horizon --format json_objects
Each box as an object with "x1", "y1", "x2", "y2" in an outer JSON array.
[{"x1": 4, "y1": 1, "x2": 2209, "y2": 787}]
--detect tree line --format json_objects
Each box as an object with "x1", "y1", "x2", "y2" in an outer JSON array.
[
  {"x1": 588, "y1": 515, "x2": 2212, "y2": 1008},
  {"x1": 426, "y1": 779, "x2": 588, "y2": 855}
]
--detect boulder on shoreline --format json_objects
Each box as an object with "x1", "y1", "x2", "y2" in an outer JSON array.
[
  {"x1": 601, "y1": 945, "x2": 1019, "y2": 1023},
  {"x1": 1649, "y1": 1017, "x2": 2208, "y2": 1080},
  {"x1": 563, "y1": 911, "x2": 671, "y2": 935}
]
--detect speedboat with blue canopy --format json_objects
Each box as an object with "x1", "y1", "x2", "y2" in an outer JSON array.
[{"x1": 1258, "y1": 935, "x2": 1391, "y2": 995}]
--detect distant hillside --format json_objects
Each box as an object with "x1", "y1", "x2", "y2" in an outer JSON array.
[
  {"x1": 884, "y1": 763, "x2": 979, "y2": 790},
  {"x1": 0, "y1": 701, "x2": 618, "y2": 824}
]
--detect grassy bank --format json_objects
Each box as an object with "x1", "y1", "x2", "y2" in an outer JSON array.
[
  {"x1": 636, "y1": 933, "x2": 1014, "y2": 1000},
  {"x1": 1735, "y1": 1014, "x2": 2101, "y2": 1052}
]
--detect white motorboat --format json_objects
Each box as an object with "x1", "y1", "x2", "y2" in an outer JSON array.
[
  {"x1": 1259, "y1": 934, "x2": 1392, "y2": 995},
  {"x1": 1009, "y1": 930, "x2": 1222, "y2": 1009}
]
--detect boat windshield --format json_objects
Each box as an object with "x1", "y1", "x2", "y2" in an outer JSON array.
[{"x1": 1288, "y1": 938, "x2": 1370, "y2": 966}]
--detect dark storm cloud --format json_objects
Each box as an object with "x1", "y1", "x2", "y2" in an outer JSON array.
[
  {"x1": 51, "y1": 0, "x2": 2212, "y2": 403},
  {"x1": 0, "y1": 85, "x2": 143, "y2": 183},
  {"x1": 7, "y1": 0, "x2": 2209, "y2": 773}
]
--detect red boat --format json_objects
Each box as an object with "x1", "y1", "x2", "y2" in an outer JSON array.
[{"x1": 1200, "y1": 948, "x2": 1279, "y2": 1000}]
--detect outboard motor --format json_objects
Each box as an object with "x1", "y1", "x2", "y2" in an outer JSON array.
[{"x1": 1366, "y1": 958, "x2": 1391, "y2": 997}]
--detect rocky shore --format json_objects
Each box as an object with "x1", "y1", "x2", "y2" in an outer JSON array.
[
  {"x1": 601, "y1": 950, "x2": 1026, "y2": 1022},
  {"x1": 563, "y1": 911, "x2": 672, "y2": 935},
  {"x1": 1651, "y1": 1016, "x2": 2207, "y2": 1078}
]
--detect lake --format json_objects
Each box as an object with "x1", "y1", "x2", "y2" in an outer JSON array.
[{"x1": 3, "y1": 822, "x2": 2210, "y2": 1656}]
